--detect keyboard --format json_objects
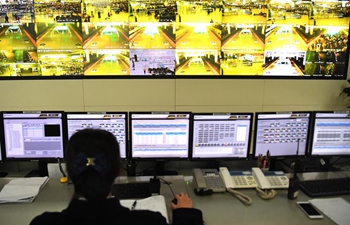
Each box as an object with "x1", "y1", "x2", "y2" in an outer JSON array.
[
  {"x1": 300, "y1": 177, "x2": 350, "y2": 197},
  {"x1": 113, "y1": 182, "x2": 152, "y2": 199}
]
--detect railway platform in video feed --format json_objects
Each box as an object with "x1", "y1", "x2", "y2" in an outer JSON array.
[
  {"x1": 129, "y1": 22, "x2": 175, "y2": 49},
  {"x1": 36, "y1": 22, "x2": 82, "y2": 50},
  {"x1": 129, "y1": 0, "x2": 177, "y2": 22},
  {"x1": 129, "y1": 49, "x2": 175, "y2": 75},
  {"x1": 34, "y1": 0, "x2": 81, "y2": 23},
  {"x1": 175, "y1": 49, "x2": 220, "y2": 75},
  {"x1": 304, "y1": 26, "x2": 348, "y2": 77},
  {"x1": 221, "y1": 23, "x2": 265, "y2": 50},
  {"x1": 0, "y1": 0, "x2": 34, "y2": 23},
  {"x1": 83, "y1": 0, "x2": 129, "y2": 23},
  {"x1": 222, "y1": 0, "x2": 267, "y2": 24},
  {"x1": 311, "y1": 0, "x2": 350, "y2": 26},
  {"x1": 0, "y1": 23, "x2": 36, "y2": 50},
  {"x1": 84, "y1": 49, "x2": 129, "y2": 75},
  {"x1": 177, "y1": 0, "x2": 222, "y2": 23},
  {"x1": 176, "y1": 23, "x2": 221, "y2": 49},
  {"x1": 268, "y1": 0, "x2": 309, "y2": 25},
  {"x1": 83, "y1": 22, "x2": 129, "y2": 49},
  {"x1": 221, "y1": 50, "x2": 264, "y2": 75},
  {"x1": 38, "y1": 49, "x2": 83, "y2": 76},
  {"x1": 0, "y1": 49, "x2": 39, "y2": 76}
]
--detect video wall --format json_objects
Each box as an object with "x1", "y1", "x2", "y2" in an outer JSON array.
[{"x1": 0, "y1": 0, "x2": 349, "y2": 78}]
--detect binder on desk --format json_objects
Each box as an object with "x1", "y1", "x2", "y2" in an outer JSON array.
[
  {"x1": 0, "y1": 177, "x2": 49, "y2": 203},
  {"x1": 120, "y1": 195, "x2": 169, "y2": 223}
]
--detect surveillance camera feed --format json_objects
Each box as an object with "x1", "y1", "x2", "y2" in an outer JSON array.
[{"x1": 0, "y1": 0, "x2": 348, "y2": 78}]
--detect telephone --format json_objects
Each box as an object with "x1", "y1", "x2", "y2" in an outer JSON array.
[
  {"x1": 252, "y1": 167, "x2": 289, "y2": 189},
  {"x1": 219, "y1": 167, "x2": 258, "y2": 189},
  {"x1": 192, "y1": 168, "x2": 226, "y2": 193}
]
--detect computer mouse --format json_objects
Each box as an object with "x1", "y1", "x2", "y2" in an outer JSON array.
[{"x1": 171, "y1": 198, "x2": 178, "y2": 205}]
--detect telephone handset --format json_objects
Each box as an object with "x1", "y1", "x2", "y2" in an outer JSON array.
[
  {"x1": 252, "y1": 167, "x2": 289, "y2": 189},
  {"x1": 193, "y1": 168, "x2": 226, "y2": 193},
  {"x1": 219, "y1": 167, "x2": 258, "y2": 189}
]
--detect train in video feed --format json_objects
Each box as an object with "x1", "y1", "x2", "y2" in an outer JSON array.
[
  {"x1": 176, "y1": 22, "x2": 221, "y2": 49},
  {"x1": 84, "y1": 49, "x2": 129, "y2": 75},
  {"x1": 129, "y1": 49, "x2": 175, "y2": 76},
  {"x1": 82, "y1": 22, "x2": 129, "y2": 49},
  {"x1": 175, "y1": 49, "x2": 220, "y2": 75},
  {"x1": 129, "y1": 22, "x2": 175, "y2": 49}
]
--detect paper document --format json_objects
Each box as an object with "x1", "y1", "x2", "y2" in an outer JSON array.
[
  {"x1": 0, "y1": 177, "x2": 49, "y2": 203},
  {"x1": 120, "y1": 195, "x2": 169, "y2": 223},
  {"x1": 309, "y1": 197, "x2": 350, "y2": 225}
]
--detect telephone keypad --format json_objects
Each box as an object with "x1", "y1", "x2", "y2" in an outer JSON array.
[{"x1": 205, "y1": 176, "x2": 226, "y2": 192}]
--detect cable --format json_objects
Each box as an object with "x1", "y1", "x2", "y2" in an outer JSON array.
[
  {"x1": 57, "y1": 158, "x2": 68, "y2": 183},
  {"x1": 255, "y1": 187, "x2": 276, "y2": 200},
  {"x1": 227, "y1": 188, "x2": 253, "y2": 206},
  {"x1": 158, "y1": 177, "x2": 175, "y2": 198}
]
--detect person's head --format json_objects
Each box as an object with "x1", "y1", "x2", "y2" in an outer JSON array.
[{"x1": 66, "y1": 129, "x2": 121, "y2": 201}]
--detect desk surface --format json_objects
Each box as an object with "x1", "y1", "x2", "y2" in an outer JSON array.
[{"x1": 1, "y1": 172, "x2": 350, "y2": 225}]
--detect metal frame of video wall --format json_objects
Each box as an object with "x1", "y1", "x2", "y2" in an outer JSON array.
[{"x1": 0, "y1": 0, "x2": 349, "y2": 79}]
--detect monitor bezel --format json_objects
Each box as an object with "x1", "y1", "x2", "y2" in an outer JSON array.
[
  {"x1": 189, "y1": 112, "x2": 254, "y2": 161},
  {"x1": 252, "y1": 111, "x2": 313, "y2": 159},
  {"x1": 309, "y1": 110, "x2": 350, "y2": 158},
  {"x1": 0, "y1": 111, "x2": 67, "y2": 162},
  {"x1": 65, "y1": 111, "x2": 129, "y2": 160},
  {"x1": 129, "y1": 111, "x2": 192, "y2": 161}
]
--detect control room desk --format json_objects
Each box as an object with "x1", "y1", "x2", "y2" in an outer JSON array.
[{"x1": 1, "y1": 172, "x2": 350, "y2": 225}]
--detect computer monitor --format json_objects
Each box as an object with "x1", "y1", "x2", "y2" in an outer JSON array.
[
  {"x1": 1, "y1": 111, "x2": 66, "y2": 160},
  {"x1": 190, "y1": 113, "x2": 253, "y2": 161},
  {"x1": 66, "y1": 112, "x2": 128, "y2": 159},
  {"x1": 129, "y1": 112, "x2": 191, "y2": 175},
  {"x1": 253, "y1": 112, "x2": 312, "y2": 159},
  {"x1": 310, "y1": 111, "x2": 350, "y2": 157}
]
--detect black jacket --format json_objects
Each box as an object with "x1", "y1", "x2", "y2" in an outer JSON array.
[{"x1": 29, "y1": 197, "x2": 203, "y2": 225}]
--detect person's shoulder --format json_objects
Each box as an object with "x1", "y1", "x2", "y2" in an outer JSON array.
[{"x1": 30, "y1": 212, "x2": 62, "y2": 225}]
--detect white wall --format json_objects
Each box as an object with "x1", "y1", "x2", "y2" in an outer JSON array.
[{"x1": 0, "y1": 79, "x2": 348, "y2": 112}]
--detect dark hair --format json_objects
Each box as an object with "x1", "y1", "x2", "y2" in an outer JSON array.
[{"x1": 66, "y1": 129, "x2": 121, "y2": 201}]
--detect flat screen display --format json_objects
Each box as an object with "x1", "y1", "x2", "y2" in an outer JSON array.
[
  {"x1": 66, "y1": 112, "x2": 128, "y2": 159},
  {"x1": 0, "y1": 0, "x2": 348, "y2": 78},
  {"x1": 129, "y1": 112, "x2": 191, "y2": 159},
  {"x1": 1, "y1": 111, "x2": 65, "y2": 160},
  {"x1": 191, "y1": 113, "x2": 253, "y2": 159},
  {"x1": 310, "y1": 111, "x2": 350, "y2": 157},
  {"x1": 253, "y1": 112, "x2": 311, "y2": 158}
]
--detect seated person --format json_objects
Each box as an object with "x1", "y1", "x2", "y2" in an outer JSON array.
[{"x1": 30, "y1": 129, "x2": 203, "y2": 225}]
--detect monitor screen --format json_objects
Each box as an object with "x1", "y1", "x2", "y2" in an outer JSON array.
[
  {"x1": 1, "y1": 111, "x2": 65, "y2": 160},
  {"x1": 253, "y1": 112, "x2": 311, "y2": 158},
  {"x1": 310, "y1": 112, "x2": 350, "y2": 157},
  {"x1": 129, "y1": 112, "x2": 191, "y2": 159},
  {"x1": 191, "y1": 113, "x2": 253, "y2": 160},
  {"x1": 66, "y1": 112, "x2": 128, "y2": 159}
]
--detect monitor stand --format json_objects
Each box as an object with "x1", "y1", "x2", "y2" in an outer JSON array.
[
  {"x1": 143, "y1": 161, "x2": 178, "y2": 176},
  {"x1": 25, "y1": 161, "x2": 49, "y2": 177}
]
